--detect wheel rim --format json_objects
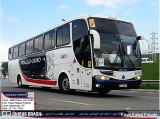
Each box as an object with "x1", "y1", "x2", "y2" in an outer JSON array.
[
  {"x1": 18, "y1": 78, "x2": 22, "y2": 87},
  {"x1": 62, "y1": 78, "x2": 70, "y2": 91}
]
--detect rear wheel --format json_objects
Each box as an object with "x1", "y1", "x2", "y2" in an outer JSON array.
[
  {"x1": 17, "y1": 76, "x2": 29, "y2": 88},
  {"x1": 59, "y1": 75, "x2": 72, "y2": 93}
]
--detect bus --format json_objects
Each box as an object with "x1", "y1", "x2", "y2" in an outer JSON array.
[{"x1": 8, "y1": 16, "x2": 142, "y2": 94}]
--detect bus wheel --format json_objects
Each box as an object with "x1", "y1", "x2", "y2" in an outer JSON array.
[
  {"x1": 17, "y1": 76, "x2": 23, "y2": 88},
  {"x1": 41, "y1": 87, "x2": 51, "y2": 90},
  {"x1": 59, "y1": 75, "x2": 71, "y2": 93},
  {"x1": 17, "y1": 76, "x2": 29, "y2": 88},
  {"x1": 98, "y1": 90, "x2": 110, "y2": 95}
]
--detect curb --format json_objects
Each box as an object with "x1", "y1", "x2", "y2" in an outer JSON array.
[{"x1": 130, "y1": 89, "x2": 159, "y2": 92}]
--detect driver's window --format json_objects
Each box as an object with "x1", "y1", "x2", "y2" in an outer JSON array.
[
  {"x1": 73, "y1": 36, "x2": 91, "y2": 68},
  {"x1": 80, "y1": 36, "x2": 91, "y2": 68}
]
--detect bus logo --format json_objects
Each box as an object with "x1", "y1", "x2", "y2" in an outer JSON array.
[{"x1": 122, "y1": 75, "x2": 125, "y2": 79}]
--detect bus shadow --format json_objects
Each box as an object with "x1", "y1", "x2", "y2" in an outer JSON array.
[
  {"x1": 20, "y1": 86, "x2": 132, "y2": 98},
  {"x1": 69, "y1": 91, "x2": 132, "y2": 98}
]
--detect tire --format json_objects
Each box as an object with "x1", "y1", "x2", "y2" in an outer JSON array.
[
  {"x1": 98, "y1": 90, "x2": 110, "y2": 95},
  {"x1": 17, "y1": 76, "x2": 29, "y2": 88},
  {"x1": 41, "y1": 87, "x2": 51, "y2": 90},
  {"x1": 59, "y1": 75, "x2": 71, "y2": 93}
]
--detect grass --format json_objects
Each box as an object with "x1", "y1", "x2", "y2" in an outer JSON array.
[
  {"x1": 142, "y1": 63, "x2": 159, "y2": 80},
  {"x1": 140, "y1": 84, "x2": 159, "y2": 89}
]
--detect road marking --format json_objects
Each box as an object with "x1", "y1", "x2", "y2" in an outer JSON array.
[
  {"x1": 125, "y1": 108, "x2": 130, "y2": 110},
  {"x1": 48, "y1": 99, "x2": 95, "y2": 106}
]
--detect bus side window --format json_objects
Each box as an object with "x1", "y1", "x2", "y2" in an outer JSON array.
[
  {"x1": 57, "y1": 24, "x2": 70, "y2": 47},
  {"x1": 26, "y1": 40, "x2": 33, "y2": 54},
  {"x1": 72, "y1": 19, "x2": 88, "y2": 41},
  {"x1": 63, "y1": 24, "x2": 70, "y2": 45},
  {"x1": 19, "y1": 45, "x2": 22, "y2": 56},
  {"x1": 13, "y1": 46, "x2": 19, "y2": 59},
  {"x1": 34, "y1": 35, "x2": 43, "y2": 52},
  {"x1": 51, "y1": 31, "x2": 55, "y2": 48},
  {"x1": 8, "y1": 48, "x2": 13, "y2": 60},
  {"x1": 19, "y1": 43, "x2": 25, "y2": 56},
  {"x1": 44, "y1": 32, "x2": 52, "y2": 50},
  {"x1": 57, "y1": 28, "x2": 63, "y2": 47}
]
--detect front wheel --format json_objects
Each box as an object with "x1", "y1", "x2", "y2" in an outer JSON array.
[
  {"x1": 59, "y1": 75, "x2": 71, "y2": 93},
  {"x1": 98, "y1": 90, "x2": 110, "y2": 95}
]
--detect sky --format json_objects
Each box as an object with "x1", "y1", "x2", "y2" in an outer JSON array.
[{"x1": 0, "y1": 0, "x2": 159, "y2": 62}]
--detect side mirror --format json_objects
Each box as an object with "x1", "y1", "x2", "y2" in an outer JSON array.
[
  {"x1": 136, "y1": 36, "x2": 145, "y2": 40},
  {"x1": 89, "y1": 30, "x2": 100, "y2": 49}
]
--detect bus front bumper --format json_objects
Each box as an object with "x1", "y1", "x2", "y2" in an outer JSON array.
[{"x1": 92, "y1": 77, "x2": 142, "y2": 92}]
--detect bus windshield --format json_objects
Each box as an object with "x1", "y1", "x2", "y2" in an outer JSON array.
[{"x1": 89, "y1": 18, "x2": 141, "y2": 70}]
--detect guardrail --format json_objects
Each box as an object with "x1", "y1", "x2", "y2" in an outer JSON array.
[{"x1": 142, "y1": 80, "x2": 159, "y2": 85}]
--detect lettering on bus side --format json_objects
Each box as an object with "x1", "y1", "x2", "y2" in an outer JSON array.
[
  {"x1": 20, "y1": 57, "x2": 41, "y2": 65},
  {"x1": 61, "y1": 54, "x2": 67, "y2": 59},
  {"x1": 19, "y1": 56, "x2": 46, "y2": 79}
]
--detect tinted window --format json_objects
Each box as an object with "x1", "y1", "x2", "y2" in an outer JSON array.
[
  {"x1": 51, "y1": 31, "x2": 55, "y2": 47},
  {"x1": 44, "y1": 31, "x2": 55, "y2": 50},
  {"x1": 89, "y1": 18, "x2": 118, "y2": 34},
  {"x1": 116, "y1": 22, "x2": 136, "y2": 37},
  {"x1": 13, "y1": 46, "x2": 19, "y2": 58},
  {"x1": 73, "y1": 36, "x2": 91, "y2": 68},
  {"x1": 44, "y1": 33, "x2": 52, "y2": 49},
  {"x1": 89, "y1": 18, "x2": 136, "y2": 37},
  {"x1": 8, "y1": 48, "x2": 13, "y2": 60},
  {"x1": 34, "y1": 35, "x2": 43, "y2": 52},
  {"x1": 19, "y1": 43, "x2": 25, "y2": 56},
  {"x1": 57, "y1": 24, "x2": 70, "y2": 47},
  {"x1": 26, "y1": 40, "x2": 33, "y2": 54},
  {"x1": 63, "y1": 24, "x2": 70, "y2": 45},
  {"x1": 72, "y1": 19, "x2": 88, "y2": 41},
  {"x1": 57, "y1": 28, "x2": 63, "y2": 46}
]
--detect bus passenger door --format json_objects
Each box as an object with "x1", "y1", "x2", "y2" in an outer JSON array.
[
  {"x1": 80, "y1": 36, "x2": 92, "y2": 91},
  {"x1": 72, "y1": 36, "x2": 92, "y2": 90},
  {"x1": 70, "y1": 63, "x2": 82, "y2": 90}
]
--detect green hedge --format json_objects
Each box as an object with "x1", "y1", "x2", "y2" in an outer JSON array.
[
  {"x1": 140, "y1": 84, "x2": 159, "y2": 89},
  {"x1": 142, "y1": 63, "x2": 159, "y2": 80}
]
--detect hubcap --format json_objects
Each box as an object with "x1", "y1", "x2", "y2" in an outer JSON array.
[
  {"x1": 62, "y1": 78, "x2": 69, "y2": 91},
  {"x1": 18, "y1": 79, "x2": 22, "y2": 86}
]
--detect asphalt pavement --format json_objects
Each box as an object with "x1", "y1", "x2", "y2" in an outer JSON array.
[{"x1": 0, "y1": 79, "x2": 159, "y2": 110}]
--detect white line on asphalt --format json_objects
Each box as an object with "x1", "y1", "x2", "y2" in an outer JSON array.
[{"x1": 48, "y1": 98, "x2": 95, "y2": 106}]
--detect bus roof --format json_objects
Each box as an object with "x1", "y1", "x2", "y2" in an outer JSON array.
[{"x1": 9, "y1": 15, "x2": 132, "y2": 48}]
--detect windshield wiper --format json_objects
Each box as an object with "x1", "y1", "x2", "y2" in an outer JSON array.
[{"x1": 121, "y1": 42, "x2": 135, "y2": 69}]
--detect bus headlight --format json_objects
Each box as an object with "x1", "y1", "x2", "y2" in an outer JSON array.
[
  {"x1": 135, "y1": 75, "x2": 141, "y2": 80},
  {"x1": 95, "y1": 75, "x2": 109, "y2": 80}
]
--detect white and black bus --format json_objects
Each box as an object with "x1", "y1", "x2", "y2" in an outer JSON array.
[{"x1": 8, "y1": 16, "x2": 142, "y2": 94}]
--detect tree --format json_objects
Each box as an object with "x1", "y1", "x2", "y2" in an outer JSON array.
[{"x1": 1, "y1": 62, "x2": 8, "y2": 78}]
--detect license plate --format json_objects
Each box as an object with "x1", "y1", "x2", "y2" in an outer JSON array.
[{"x1": 119, "y1": 84, "x2": 127, "y2": 87}]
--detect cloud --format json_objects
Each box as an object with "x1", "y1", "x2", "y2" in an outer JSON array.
[
  {"x1": 58, "y1": 4, "x2": 69, "y2": 10},
  {"x1": 86, "y1": 0, "x2": 139, "y2": 8},
  {"x1": 139, "y1": 40, "x2": 149, "y2": 54},
  {"x1": 150, "y1": 0, "x2": 159, "y2": 5},
  {"x1": 146, "y1": 22, "x2": 159, "y2": 32},
  {"x1": 6, "y1": 16, "x2": 21, "y2": 24},
  {"x1": 0, "y1": 8, "x2": 21, "y2": 24},
  {"x1": 0, "y1": 41, "x2": 13, "y2": 62},
  {"x1": 86, "y1": 0, "x2": 122, "y2": 8},
  {"x1": 124, "y1": 10, "x2": 133, "y2": 16},
  {"x1": 0, "y1": 8, "x2": 2, "y2": 18}
]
